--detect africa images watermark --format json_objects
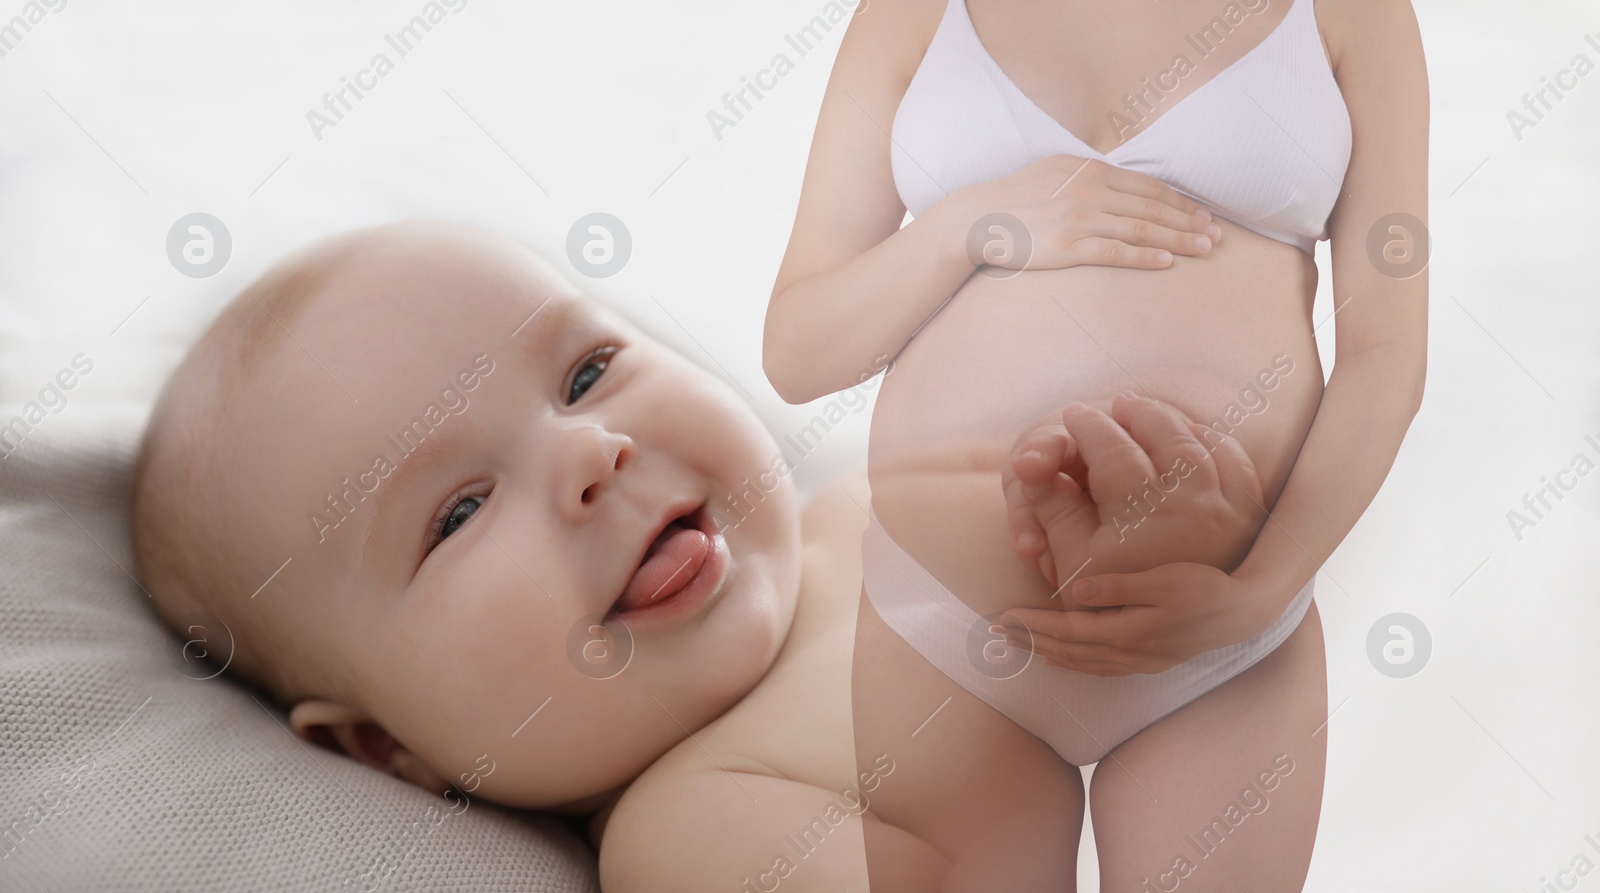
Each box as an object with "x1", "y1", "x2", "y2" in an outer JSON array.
[
  {"x1": 1107, "y1": 352, "x2": 1296, "y2": 544},
  {"x1": 566, "y1": 610, "x2": 636, "y2": 681},
  {"x1": 1506, "y1": 30, "x2": 1600, "y2": 143},
  {"x1": 738, "y1": 753, "x2": 897, "y2": 893},
  {"x1": 309, "y1": 353, "x2": 495, "y2": 544},
  {"x1": 1505, "y1": 429, "x2": 1600, "y2": 543},
  {"x1": 0, "y1": 0, "x2": 67, "y2": 60},
  {"x1": 705, "y1": 0, "x2": 864, "y2": 142},
  {"x1": 0, "y1": 758, "x2": 96, "y2": 861},
  {"x1": 1536, "y1": 831, "x2": 1600, "y2": 893},
  {"x1": 705, "y1": 353, "x2": 895, "y2": 536},
  {"x1": 168, "y1": 613, "x2": 236, "y2": 681},
  {"x1": 340, "y1": 753, "x2": 497, "y2": 892},
  {"x1": 1137, "y1": 752, "x2": 1298, "y2": 893},
  {"x1": 305, "y1": 0, "x2": 469, "y2": 142},
  {"x1": 0, "y1": 354, "x2": 95, "y2": 461},
  {"x1": 1106, "y1": 0, "x2": 1273, "y2": 144}
]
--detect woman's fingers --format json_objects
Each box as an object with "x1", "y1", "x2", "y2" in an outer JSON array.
[
  {"x1": 998, "y1": 609, "x2": 1147, "y2": 672},
  {"x1": 1096, "y1": 212, "x2": 1215, "y2": 256},
  {"x1": 1004, "y1": 414, "x2": 1092, "y2": 584},
  {"x1": 1100, "y1": 189, "x2": 1219, "y2": 239},
  {"x1": 1091, "y1": 167, "x2": 1222, "y2": 256},
  {"x1": 1098, "y1": 164, "x2": 1218, "y2": 226},
  {"x1": 1106, "y1": 393, "x2": 1267, "y2": 518},
  {"x1": 977, "y1": 153, "x2": 1222, "y2": 272},
  {"x1": 1189, "y1": 422, "x2": 1264, "y2": 507},
  {"x1": 1003, "y1": 470, "x2": 1051, "y2": 559},
  {"x1": 1058, "y1": 403, "x2": 1160, "y2": 509},
  {"x1": 1002, "y1": 460, "x2": 1081, "y2": 585},
  {"x1": 1005, "y1": 463, "x2": 1091, "y2": 584},
  {"x1": 1004, "y1": 627, "x2": 1125, "y2": 659},
  {"x1": 1060, "y1": 237, "x2": 1175, "y2": 270},
  {"x1": 1108, "y1": 392, "x2": 1219, "y2": 493},
  {"x1": 1009, "y1": 420, "x2": 1078, "y2": 490},
  {"x1": 1037, "y1": 547, "x2": 1058, "y2": 589}
]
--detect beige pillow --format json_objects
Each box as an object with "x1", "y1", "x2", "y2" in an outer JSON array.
[{"x1": 0, "y1": 405, "x2": 600, "y2": 892}]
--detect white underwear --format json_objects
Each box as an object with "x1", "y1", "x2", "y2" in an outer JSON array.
[{"x1": 861, "y1": 506, "x2": 1315, "y2": 766}]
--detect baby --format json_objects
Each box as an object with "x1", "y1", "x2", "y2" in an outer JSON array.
[{"x1": 130, "y1": 220, "x2": 1265, "y2": 891}]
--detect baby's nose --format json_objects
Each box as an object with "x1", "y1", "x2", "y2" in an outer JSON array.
[{"x1": 562, "y1": 426, "x2": 634, "y2": 520}]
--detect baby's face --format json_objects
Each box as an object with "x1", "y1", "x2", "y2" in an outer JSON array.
[{"x1": 228, "y1": 225, "x2": 801, "y2": 807}]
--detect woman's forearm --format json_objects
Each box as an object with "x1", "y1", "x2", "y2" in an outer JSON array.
[
  {"x1": 763, "y1": 199, "x2": 976, "y2": 404},
  {"x1": 1235, "y1": 343, "x2": 1426, "y2": 618}
]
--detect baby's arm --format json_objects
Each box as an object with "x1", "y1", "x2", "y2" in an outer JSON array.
[{"x1": 1001, "y1": 392, "x2": 1268, "y2": 591}]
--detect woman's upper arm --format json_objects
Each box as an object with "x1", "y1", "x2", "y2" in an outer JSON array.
[
  {"x1": 1321, "y1": 0, "x2": 1429, "y2": 385},
  {"x1": 769, "y1": 0, "x2": 946, "y2": 298}
]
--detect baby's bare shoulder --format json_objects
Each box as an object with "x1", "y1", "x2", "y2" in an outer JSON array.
[{"x1": 601, "y1": 758, "x2": 924, "y2": 892}]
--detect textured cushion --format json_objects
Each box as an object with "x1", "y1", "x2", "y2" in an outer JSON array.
[{"x1": 0, "y1": 405, "x2": 601, "y2": 892}]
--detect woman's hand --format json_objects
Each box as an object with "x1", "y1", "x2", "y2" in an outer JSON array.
[
  {"x1": 995, "y1": 562, "x2": 1280, "y2": 676},
  {"x1": 997, "y1": 392, "x2": 1276, "y2": 677},
  {"x1": 943, "y1": 155, "x2": 1222, "y2": 273},
  {"x1": 1001, "y1": 392, "x2": 1268, "y2": 589}
]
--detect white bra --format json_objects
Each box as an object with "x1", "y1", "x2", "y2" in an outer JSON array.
[{"x1": 889, "y1": 0, "x2": 1353, "y2": 254}]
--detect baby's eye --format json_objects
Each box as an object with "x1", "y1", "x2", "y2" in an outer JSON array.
[
  {"x1": 430, "y1": 494, "x2": 484, "y2": 550},
  {"x1": 568, "y1": 346, "x2": 618, "y2": 404},
  {"x1": 441, "y1": 496, "x2": 482, "y2": 538}
]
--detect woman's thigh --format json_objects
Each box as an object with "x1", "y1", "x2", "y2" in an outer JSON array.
[
  {"x1": 1088, "y1": 598, "x2": 1328, "y2": 893},
  {"x1": 850, "y1": 584, "x2": 1088, "y2": 892}
]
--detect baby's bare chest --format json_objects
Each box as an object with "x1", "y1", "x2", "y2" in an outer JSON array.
[{"x1": 649, "y1": 542, "x2": 1082, "y2": 852}]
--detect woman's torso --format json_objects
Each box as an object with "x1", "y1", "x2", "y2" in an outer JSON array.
[
  {"x1": 870, "y1": 226, "x2": 1327, "y2": 618},
  {"x1": 610, "y1": 0, "x2": 1351, "y2": 874},
  {"x1": 870, "y1": 0, "x2": 1347, "y2": 619}
]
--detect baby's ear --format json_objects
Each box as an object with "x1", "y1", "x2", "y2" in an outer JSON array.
[{"x1": 288, "y1": 700, "x2": 451, "y2": 794}]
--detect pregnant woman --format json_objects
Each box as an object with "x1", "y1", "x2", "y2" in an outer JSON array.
[{"x1": 764, "y1": 0, "x2": 1427, "y2": 888}]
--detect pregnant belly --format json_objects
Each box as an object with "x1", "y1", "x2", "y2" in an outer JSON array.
[{"x1": 866, "y1": 223, "x2": 1325, "y2": 619}]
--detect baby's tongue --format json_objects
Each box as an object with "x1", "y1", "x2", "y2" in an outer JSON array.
[{"x1": 616, "y1": 525, "x2": 709, "y2": 612}]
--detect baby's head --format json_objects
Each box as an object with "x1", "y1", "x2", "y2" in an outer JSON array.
[{"x1": 131, "y1": 220, "x2": 802, "y2": 811}]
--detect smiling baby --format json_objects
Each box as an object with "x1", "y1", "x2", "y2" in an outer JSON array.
[{"x1": 130, "y1": 219, "x2": 1260, "y2": 891}]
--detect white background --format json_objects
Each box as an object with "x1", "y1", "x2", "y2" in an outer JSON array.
[{"x1": 0, "y1": 0, "x2": 1596, "y2": 889}]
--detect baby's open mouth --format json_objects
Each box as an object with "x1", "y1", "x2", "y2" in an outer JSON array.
[{"x1": 612, "y1": 503, "x2": 713, "y2": 615}]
